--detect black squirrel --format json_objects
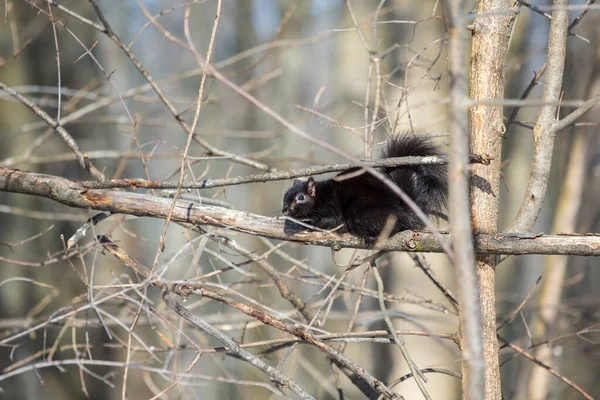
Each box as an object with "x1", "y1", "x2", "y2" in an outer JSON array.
[{"x1": 281, "y1": 134, "x2": 448, "y2": 246}]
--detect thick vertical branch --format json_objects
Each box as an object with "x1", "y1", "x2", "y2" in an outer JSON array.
[
  {"x1": 468, "y1": 0, "x2": 518, "y2": 398},
  {"x1": 506, "y1": 0, "x2": 570, "y2": 233},
  {"x1": 444, "y1": 0, "x2": 485, "y2": 399}
]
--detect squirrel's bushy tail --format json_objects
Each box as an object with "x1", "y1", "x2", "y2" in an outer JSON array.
[{"x1": 382, "y1": 134, "x2": 448, "y2": 223}]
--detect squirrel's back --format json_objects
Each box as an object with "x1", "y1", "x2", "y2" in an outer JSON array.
[{"x1": 382, "y1": 134, "x2": 448, "y2": 222}]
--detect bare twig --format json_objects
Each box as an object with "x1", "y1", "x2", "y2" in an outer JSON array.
[
  {"x1": 0, "y1": 82, "x2": 106, "y2": 181},
  {"x1": 148, "y1": 0, "x2": 222, "y2": 276},
  {"x1": 551, "y1": 92, "x2": 600, "y2": 132},
  {"x1": 80, "y1": 0, "x2": 273, "y2": 172},
  {"x1": 78, "y1": 154, "x2": 491, "y2": 190},
  {"x1": 202, "y1": 231, "x2": 313, "y2": 322},
  {"x1": 389, "y1": 368, "x2": 461, "y2": 388},
  {"x1": 371, "y1": 264, "x2": 431, "y2": 399},
  {"x1": 164, "y1": 288, "x2": 315, "y2": 399},
  {"x1": 496, "y1": 275, "x2": 541, "y2": 331},
  {"x1": 499, "y1": 337, "x2": 593, "y2": 400},
  {"x1": 505, "y1": 63, "x2": 548, "y2": 134},
  {"x1": 173, "y1": 285, "x2": 402, "y2": 399},
  {"x1": 409, "y1": 254, "x2": 459, "y2": 310}
]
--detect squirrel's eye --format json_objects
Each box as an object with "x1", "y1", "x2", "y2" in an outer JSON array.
[{"x1": 297, "y1": 194, "x2": 305, "y2": 201}]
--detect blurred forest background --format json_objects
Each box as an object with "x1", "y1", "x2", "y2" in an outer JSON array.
[{"x1": 0, "y1": 0, "x2": 599, "y2": 399}]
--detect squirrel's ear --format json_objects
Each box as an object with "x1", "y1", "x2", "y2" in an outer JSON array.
[{"x1": 307, "y1": 177, "x2": 316, "y2": 197}]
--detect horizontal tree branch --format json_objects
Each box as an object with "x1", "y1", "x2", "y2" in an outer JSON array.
[
  {"x1": 1, "y1": 167, "x2": 599, "y2": 256},
  {"x1": 77, "y1": 154, "x2": 491, "y2": 190}
]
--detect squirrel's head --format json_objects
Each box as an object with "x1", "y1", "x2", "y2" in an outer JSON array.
[{"x1": 282, "y1": 177, "x2": 316, "y2": 218}]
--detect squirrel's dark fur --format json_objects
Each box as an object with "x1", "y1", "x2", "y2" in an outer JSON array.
[{"x1": 281, "y1": 134, "x2": 447, "y2": 245}]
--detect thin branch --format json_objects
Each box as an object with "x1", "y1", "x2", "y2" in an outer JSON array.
[
  {"x1": 0, "y1": 358, "x2": 287, "y2": 394},
  {"x1": 47, "y1": 2, "x2": 61, "y2": 121},
  {"x1": 0, "y1": 39, "x2": 33, "y2": 70},
  {"x1": 96, "y1": 234, "x2": 429, "y2": 400},
  {"x1": 372, "y1": 264, "x2": 431, "y2": 399},
  {"x1": 172, "y1": 285, "x2": 402, "y2": 400},
  {"x1": 147, "y1": 0, "x2": 222, "y2": 276},
  {"x1": 505, "y1": 63, "x2": 548, "y2": 134},
  {"x1": 496, "y1": 275, "x2": 541, "y2": 331},
  {"x1": 517, "y1": 0, "x2": 551, "y2": 19},
  {"x1": 567, "y1": 0, "x2": 596, "y2": 33},
  {"x1": 389, "y1": 368, "x2": 461, "y2": 387},
  {"x1": 0, "y1": 82, "x2": 106, "y2": 181},
  {"x1": 202, "y1": 231, "x2": 313, "y2": 323},
  {"x1": 551, "y1": 91, "x2": 600, "y2": 132},
  {"x1": 409, "y1": 254, "x2": 459, "y2": 310},
  {"x1": 163, "y1": 288, "x2": 314, "y2": 399},
  {"x1": 499, "y1": 337, "x2": 593, "y2": 400},
  {"x1": 77, "y1": 154, "x2": 490, "y2": 190},
  {"x1": 81, "y1": 0, "x2": 273, "y2": 172}
]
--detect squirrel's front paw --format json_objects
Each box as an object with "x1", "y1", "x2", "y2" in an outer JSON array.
[{"x1": 364, "y1": 236, "x2": 378, "y2": 248}]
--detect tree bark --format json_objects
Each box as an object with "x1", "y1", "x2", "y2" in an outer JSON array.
[{"x1": 468, "y1": 0, "x2": 518, "y2": 398}]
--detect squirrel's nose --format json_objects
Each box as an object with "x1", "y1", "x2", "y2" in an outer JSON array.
[{"x1": 282, "y1": 207, "x2": 289, "y2": 216}]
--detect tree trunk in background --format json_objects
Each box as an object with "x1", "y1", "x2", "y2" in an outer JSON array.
[
  {"x1": 467, "y1": 0, "x2": 517, "y2": 398},
  {"x1": 527, "y1": 131, "x2": 587, "y2": 399}
]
